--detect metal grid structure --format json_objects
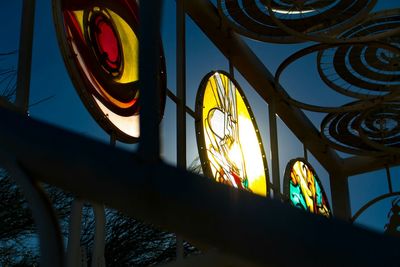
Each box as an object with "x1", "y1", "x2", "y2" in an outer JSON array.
[{"x1": 1, "y1": 0, "x2": 400, "y2": 266}]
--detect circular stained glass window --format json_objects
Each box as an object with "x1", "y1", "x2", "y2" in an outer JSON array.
[
  {"x1": 284, "y1": 158, "x2": 332, "y2": 217},
  {"x1": 53, "y1": 0, "x2": 166, "y2": 143},
  {"x1": 195, "y1": 71, "x2": 269, "y2": 196}
]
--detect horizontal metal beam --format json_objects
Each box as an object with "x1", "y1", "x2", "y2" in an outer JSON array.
[
  {"x1": 0, "y1": 108, "x2": 400, "y2": 266},
  {"x1": 342, "y1": 154, "x2": 400, "y2": 177},
  {"x1": 184, "y1": 0, "x2": 342, "y2": 174}
]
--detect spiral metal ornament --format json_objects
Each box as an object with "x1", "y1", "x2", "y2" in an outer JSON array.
[
  {"x1": 321, "y1": 102, "x2": 400, "y2": 156},
  {"x1": 217, "y1": 0, "x2": 299, "y2": 43},
  {"x1": 357, "y1": 102, "x2": 400, "y2": 154},
  {"x1": 218, "y1": 0, "x2": 376, "y2": 43},
  {"x1": 337, "y1": 8, "x2": 400, "y2": 43},
  {"x1": 318, "y1": 43, "x2": 400, "y2": 100},
  {"x1": 275, "y1": 42, "x2": 400, "y2": 113},
  {"x1": 318, "y1": 9, "x2": 400, "y2": 101},
  {"x1": 263, "y1": 0, "x2": 400, "y2": 44}
]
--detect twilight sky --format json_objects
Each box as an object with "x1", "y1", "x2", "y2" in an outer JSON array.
[{"x1": 0, "y1": 0, "x2": 399, "y2": 233}]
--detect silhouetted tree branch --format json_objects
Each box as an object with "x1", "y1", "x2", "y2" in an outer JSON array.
[
  {"x1": 0, "y1": 51, "x2": 17, "y2": 102},
  {"x1": 0, "y1": 169, "x2": 198, "y2": 266}
]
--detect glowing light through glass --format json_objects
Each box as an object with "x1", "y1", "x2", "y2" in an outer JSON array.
[
  {"x1": 195, "y1": 71, "x2": 268, "y2": 196},
  {"x1": 284, "y1": 159, "x2": 331, "y2": 217},
  {"x1": 53, "y1": 0, "x2": 166, "y2": 143}
]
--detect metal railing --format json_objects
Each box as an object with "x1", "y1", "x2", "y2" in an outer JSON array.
[{"x1": 2, "y1": 0, "x2": 400, "y2": 266}]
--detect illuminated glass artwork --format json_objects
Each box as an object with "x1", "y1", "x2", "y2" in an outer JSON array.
[
  {"x1": 195, "y1": 71, "x2": 268, "y2": 196},
  {"x1": 284, "y1": 159, "x2": 331, "y2": 217},
  {"x1": 53, "y1": 0, "x2": 166, "y2": 143}
]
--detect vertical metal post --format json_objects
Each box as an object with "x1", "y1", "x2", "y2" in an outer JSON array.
[
  {"x1": 91, "y1": 134, "x2": 115, "y2": 266},
  {"x1": 110, "y1": 133, "x2": 116, "y2": 147},
  {"x1": 268, "y1": 99, "x2": 281, "y2": 198},
  {"x1": 15, "y1": 1, "x2": 66, "y2": 265},
  {"x1": 138, "y1": 0, "x2": 163, "y2": 162},
  {"x1": 92, "y1": 204, "x2": 106, "y2": 267},
  {"x1": 66, "y1": 200, "x2": 84, "y2": 267},
  {"x1": 229, "y1": 59, "x2": 234, "y2": 78},
  {"x1": 386, "y1": 166, "x2": 393, "y2": 193},
  {"x1": 303, "y1": 144, "x2": 308, "y2": 161},
  {"x1": 176, "y1": 0, "x2": 186, "y2": 260},
  {"x1": 176, "y1": 235, "x2": 184, "y2": 261},
  {"x1": 16, "y1": 0, "x2": 35, "y2": 113},
  {"x1": 330, "y1": 174, "x2": 351, "y2": 220},
  {"x1": 176, "y1": 0, "x2": 186, "y2": 175}
]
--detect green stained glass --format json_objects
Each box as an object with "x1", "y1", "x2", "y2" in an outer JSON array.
[{"x1": 284, "y1": 159, "x2": 332, "y2": 218}]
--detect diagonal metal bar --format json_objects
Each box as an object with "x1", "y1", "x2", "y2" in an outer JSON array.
[
  {"x1": 0, "y1": 108, "x2": 399, "y2": 266},
  {"x1": 167, "y1": 89, "x2": 196, "y2": 119}
]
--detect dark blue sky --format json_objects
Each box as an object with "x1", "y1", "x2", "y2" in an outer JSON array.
[{"x1": 0, "y1": 0, "x2": 399, "y2": 232}]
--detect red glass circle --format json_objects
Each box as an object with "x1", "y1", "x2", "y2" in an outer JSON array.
[
  {"x1": 94, "y1": 15, "x2": 119, "y2": 68},
  {"x1": 90, "y1": 12, "x2": 122, "y2": 75}
]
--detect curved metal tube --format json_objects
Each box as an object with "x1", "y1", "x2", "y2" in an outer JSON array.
[
  {"x1": 274, "y1": 41, "x2": 400, "y2": 113},
  {"x1": 0, "y1": 155, "x2": 64, "y2": 266},
  {"x1": 351, "y1": 192, "x2": 400, "y2": 223},
  {"x1": 264, "y1": 0, "x2": 400, "y2": 44}
]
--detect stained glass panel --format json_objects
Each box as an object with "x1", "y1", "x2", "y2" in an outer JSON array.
[
  {"x1": 53, "y1": 0, "x2": 166, "y2": 143},
  {"x1": 284, "y1": 159, "x2": 332, "y2": 217},
  {"x1": 195, "y1": 71, "x2": 268, "y2": 196}
]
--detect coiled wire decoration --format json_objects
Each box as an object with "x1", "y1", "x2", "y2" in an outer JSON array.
[
  {"x1": 218, "y1": 0, "x2": 376, "y2": 43},
  {"x1": 321, "y1": 101, "x2": 400, "y2": 155}
]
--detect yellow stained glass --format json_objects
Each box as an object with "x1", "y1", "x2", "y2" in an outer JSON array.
[
  {"x1": 197, "y1": 71, "x2": 268, "y2": 196},
  {"x1": 108, "y1": 9, "x2": 139, "y2": 84}
]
